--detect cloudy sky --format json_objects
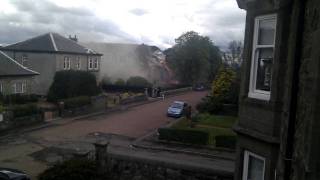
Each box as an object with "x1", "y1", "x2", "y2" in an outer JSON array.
[{"x1": 0, "y1": 0, "x2": 246, "y2": 49}]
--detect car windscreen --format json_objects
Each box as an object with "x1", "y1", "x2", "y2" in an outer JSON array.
[{"x1": 171, "y1": 103, "x2": 183, "y2": 108}]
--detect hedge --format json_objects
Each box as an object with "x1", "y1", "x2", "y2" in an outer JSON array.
[
  {"x1": 215, "y1": 135, "x2": 237, "y2": 149},
  {"x1": 158, "y1": 128, "x2": 209, "y2": 145},
  {"x1": 47, "y1": 70, "x2": 100, "y2": 102},
  {"x1": 11, "y1": 103, "x2": 39, "y2": 118},
  {"x1": 62, "y1": 96, "x2": 91, "y2": 110},
  {"x1": 0, "y1": 94, "x2": 38, "y2": 105}
]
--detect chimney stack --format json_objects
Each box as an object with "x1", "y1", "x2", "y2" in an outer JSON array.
[{"x1": 69, "y1": 35, "x2": 78, "y2": 42}]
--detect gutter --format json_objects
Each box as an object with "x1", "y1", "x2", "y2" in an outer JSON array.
[{"x1": 284, "y1": 0, "x2": 306, "y2": 179}]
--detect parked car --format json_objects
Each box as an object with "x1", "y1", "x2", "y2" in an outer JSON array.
[
  {"x1": 193, "y1": 84, "x2": 205, "y2": 91},
  {"x1": 0, "y1": 168, "x2": 30, "y2": 180},
  {"x1": 167, "y1": 101, "x2": 188, "y2": 118}
]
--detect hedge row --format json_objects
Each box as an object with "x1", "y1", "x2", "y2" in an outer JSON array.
[
  {"x1": 10, "y1": 103, "x2": 39, "y2": 118},
  {"x1": 215, "y1": 135, "x2": 237, "y2": 149},
  {"x1": 0, "y1": 94, "x2": 38, "y2": 105},
  {"x1": 158, "y1": 128, "x2": 209, "y2": 145},
  {"x1": 63, "y1": 96, "x2": 91, "y2": 110}
]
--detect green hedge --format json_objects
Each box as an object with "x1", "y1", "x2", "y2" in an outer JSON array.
[
  {"x1": 158, "y1": 128, "x2": 209, "y2": 145},
  {"x1": 63, "y1": 96, "x2": 91, "y2": 109},
  {"x1": 0, "y1": 94, "x2": 38, "y2": 105},
  {"x1": 11, "y1": 103, "x2": 39, "y2": 118},
  {"x1": 215, "y1": 135, "x2": 237, "y2": 149}
]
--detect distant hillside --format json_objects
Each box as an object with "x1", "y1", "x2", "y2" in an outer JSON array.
[{"x1": 81, "y1": 42, "x2": 170, "y2": 86}]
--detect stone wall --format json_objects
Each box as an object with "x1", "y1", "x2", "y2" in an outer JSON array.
[{"x1": 94, "y1": 142, "x2": 233, "y2": 180}]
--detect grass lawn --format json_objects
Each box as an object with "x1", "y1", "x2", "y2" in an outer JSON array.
[{"x1": 171, "y1": 113, "x2": 237, "y2": 146}]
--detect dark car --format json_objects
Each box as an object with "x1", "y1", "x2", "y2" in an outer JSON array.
[
  {"x1": 167, "y1": 101, "x2": 188, "y2": 118},
  {"x1": 0, "y1": 168, "x2": 30, "y2": 180},
  {"x1": 193, "y1": 84, "x2": 205, "y2": 91}
]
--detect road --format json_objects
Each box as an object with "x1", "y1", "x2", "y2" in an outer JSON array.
[{"x1": 0, "y1": 91, "x2": 207, "y2": 179}]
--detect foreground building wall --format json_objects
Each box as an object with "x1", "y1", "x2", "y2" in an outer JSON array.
[{"x1": 234, "y1": 0, "x2": 320, "y2": 180}]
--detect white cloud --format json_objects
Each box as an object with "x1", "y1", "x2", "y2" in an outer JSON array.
[{"x1": 0, "y1": 0, "x2": 246, "y2": 49}]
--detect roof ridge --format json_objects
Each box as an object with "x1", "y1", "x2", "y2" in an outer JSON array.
[
  {"x1": 0, "y1": 50, "x2": 40, "y2": 75},
  {"x1": 49, "y1": 33, "x2": 58, "y2": 51}
]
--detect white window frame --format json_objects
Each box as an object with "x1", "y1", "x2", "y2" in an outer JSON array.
[
  {"x1": 88, "y1": 57, "x2": 93, "y2": 70},
  {"x1": 93, "y1": 58, "x2": 99, "y2": 70},
  {"x1": 21, "y1": 54, "x2": 28, "y2": 67},
  {"x1": 76, "y1": 57, "x2": 81, "y2": 70},
  {"x1": 242, "y1": 151, "x2": 266, "y2": 180},
  {"x1": 248, "y1": 14, "x2": 277, "y2": 101},
  {"x1": 13, "y1": 81, "x2": 27, "y2": 94},
  {"x1": 63, "y1": 56, "x2": 71, "y2": 70}
]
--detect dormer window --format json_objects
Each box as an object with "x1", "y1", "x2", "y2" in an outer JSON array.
[
  {"x1": 63, "y1": 56, "x2": 71, "y2": 70},
  {"x1": 22, "y1": 54, "x2": 28, "y2": 67},
  {"x1": 248, "y1": 14, "x2": 277, "y2": 101}
]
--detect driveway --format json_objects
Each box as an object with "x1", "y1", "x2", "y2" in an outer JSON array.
[{"x1": 0, "y1": 91, "x2": 207, "y2": 179}]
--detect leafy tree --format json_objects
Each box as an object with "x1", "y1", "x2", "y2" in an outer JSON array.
[
  {"x1": 47, "y1": 70, "x2": 100, "y2": 102},
  {"x1": 223, "y1": 40, "x2": 243, "y2": 66},
  {"x1": 165, "y1": 31, "x2": 221, "y2": 85},
  {"x1": 126, "y1": 76, "x2": 151, "y2": 87}
]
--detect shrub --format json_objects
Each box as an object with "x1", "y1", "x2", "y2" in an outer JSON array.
[
  {"x1": 158, "y1": 128, "x2": 209, "y2": 145},
  {"x1": 47, "y1": 70, "x2": 100, "y2": 102},
  {"x1": 0, "y1": 105, "x2": 4, "y2": 113},
  {"x1": 38, "y1": 158, "x2": 106, "y2": 180},
  {"x1": 126, "y1": 76, "x2": 151, "y2": 87},
  {"x1": 215, "y1": 135, "x2": 237, "y2": 149},
  {"x1": 196, "y1": 96, "x2": 223, "y2": 114},
  {"x1": 63, "y1": 96, "x2": 91, "y2": 109},
  {"x1": 114, "y1": 78, "x2": 126, "y2": 86},
  {"x1": 11, "y1": 103, "x2": 39, "y2": 118},
  {"x1": 1, "y1": 94, "x2": 38, "y2": 105}
]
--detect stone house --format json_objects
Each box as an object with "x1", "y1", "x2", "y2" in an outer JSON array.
[
  {"x1": 0, "y1": 33, "x2": 102, "y2": 95},
  {"x1": 0, "y1": 50, "x2": 39, "y2": 95},
  {"x1": 234, "y1": 0, "x2": 320, "y2": 180}
]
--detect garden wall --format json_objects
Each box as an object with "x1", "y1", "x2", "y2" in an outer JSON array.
[{"x1": 94, "y1": 142, "x2": 233, "y2": 180}]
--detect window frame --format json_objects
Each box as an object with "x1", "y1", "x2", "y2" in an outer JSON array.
[
  {"x1": 248, "y1": 14, "x2": 277, "y2": 101},
  {"x1": 242, "y1": 150, "x2": 266, "y2": 180},
  {"x1": 76, "y1": 56, "x2": 81, "y2": 70},
  {"x1": 13, "y1": 81, "x2": 26, "y2": 94},
  {"x1": 88, "y1": 57, "x2": 99, "y2": 70},
  {"x1": 63, "y1": 56, "x2": 71, "y2": 70}
]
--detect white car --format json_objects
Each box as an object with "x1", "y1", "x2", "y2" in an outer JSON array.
[{"x1": 167, "y1": 101, "x2": 188, "y2": 118}]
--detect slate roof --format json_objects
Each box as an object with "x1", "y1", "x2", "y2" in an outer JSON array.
[
  {"x1": 0, "y1": 33, "x2": 102, "y2": 56},
  {"x1": 0, "y1": 50, "x2": 39, "y2": 77}
]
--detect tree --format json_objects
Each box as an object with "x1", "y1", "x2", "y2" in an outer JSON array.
[
  {"x1": 114, "y1": 78, "x2": 126, "y2": 86},
  {"x1": 126, "y1": 76, "x2": 151, "y2": 87},
  {"x1": 166, "y1": 31, "x2": 221, "y2": 85},
  {"x1": 223, "y1": 40, "x2": 243, "y2": 66},
  {"x1": 47, "y1": 70, "x2": 100, "y2": 101}
]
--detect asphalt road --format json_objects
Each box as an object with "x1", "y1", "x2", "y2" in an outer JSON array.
[
  {"x1": 0, "y1": 91, "x2": 208, "y2": 179},
  {"x1": 29, "y1": 91, "x2": 207, "y2": 141}
]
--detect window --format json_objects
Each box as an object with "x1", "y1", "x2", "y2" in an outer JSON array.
[
  {"x1": 22, "y1": 54, "x2": 28, "y2": 67},
  {"x1": 13, "y1": 81, "x2": 26, "y2": 94},
  {"x1": 93, "y1": 58, "x2": 99, "y2": 69},
  {"x1": 88, "y1": 57, "x2": 99, "y2": 70},
  {"x1": 249, "y1": 14, "x2": 277, "y2": 100},
  {"x1": 242, "y1": 151, "x2": 265, "y2": 180},
  {"x1": 63, "y1": 56, "x2": 71, "y2": 70},
  {"x1": 76, "y1": 57, "x2": 81, "y2": 70}
]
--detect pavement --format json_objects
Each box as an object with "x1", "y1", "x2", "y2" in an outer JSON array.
[{"x1": 0, "y1": 91, "x2": 235, "y2": 179}]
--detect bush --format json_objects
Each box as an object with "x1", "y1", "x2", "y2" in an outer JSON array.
[
  {"x1": 126, "y1": 76, "x2": 151, "y2": 87},
  {"x1": 1, "y1": 94, "x2": 38, "y2": 105},
  {"x1": 47, "y1": 70, "x2": 100, "y2": 102},
  {"x1": 158, "y1": 128, "x2": 209, "y2": 145},
  {"x1": 0, "y1": 105, "x2": 4, "y2": 113},
  {"x1": 38, "y1": 158, "x2": 106, "y2": 180},
  {"x1": 215, "y1": 135, "x2": 237, "y2": 149},
  {"x1": 114, "y1": 78, "x2": 126, "y2": 86},
  {"x1": 63, "y1": 96, "x2": 91, "y2": 109},
  {"x1": 11, "y1": 103, "x2": 39, "y2": 118},
  {"x1": 196, "y1": 96, "x2": 223, "y2": 114}
]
